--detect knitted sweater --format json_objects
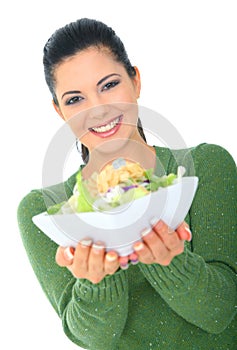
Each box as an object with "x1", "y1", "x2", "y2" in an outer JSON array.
[{"x1": 17, "y1": 143, "x2": 237, "y2": 350}]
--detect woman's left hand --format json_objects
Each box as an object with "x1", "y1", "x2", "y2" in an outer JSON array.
[{"x1": 133, "y1": 220, "x2": 192, "y2": 266}]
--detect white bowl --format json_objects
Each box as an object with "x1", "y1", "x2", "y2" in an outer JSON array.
[{"x1": 32, "y1": 176, "x2": 198, "y2": 256}]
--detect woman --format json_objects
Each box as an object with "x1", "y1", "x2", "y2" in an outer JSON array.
[{"x1": 17, "y1": 18, "x2": 237, "y2": 349}]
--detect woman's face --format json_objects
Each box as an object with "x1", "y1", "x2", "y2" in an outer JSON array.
[{"x1": 53, "y1": 47, "x2": 141, "y2": 155}]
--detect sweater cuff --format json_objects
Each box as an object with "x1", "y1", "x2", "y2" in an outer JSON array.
[
  {"x1": 138, "y1": 245, "x2": 205, "y2": 296},
  {"x1": 73, "y1": 268, "x2": 128, "y2": 304}
]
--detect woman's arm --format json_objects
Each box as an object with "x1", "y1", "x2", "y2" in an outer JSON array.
[
  {"x1": 17, "y1": 188, "x2": 128, "y2": 350},
  {"x1": 61, "y1": 269, "x2": 128, "y2": 349},
  {"x1": 136, "y1": 144, "x2": 237, "y2": 334}
]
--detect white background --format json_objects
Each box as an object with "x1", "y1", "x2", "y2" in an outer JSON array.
[{"x1": 1, "y1": 0, "x2": 237, "y2": 349}]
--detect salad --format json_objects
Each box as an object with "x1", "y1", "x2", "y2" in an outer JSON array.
[{"x1": 47, "y1": 158, "x2": 180, "y2": 215}]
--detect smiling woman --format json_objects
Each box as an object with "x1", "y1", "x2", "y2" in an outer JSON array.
[
  {"x1": 17, "y1": 17, "x2": 237, "y2": 350},
  {"x1": 52, "y1": 47, "x2": 146, "y2": 172},
  {"x1": 43, "y1": 19, "x2": 147, "y2": 166},
  {"x1": 52, "y1": 47, "x2": 148, "y2": 174}
]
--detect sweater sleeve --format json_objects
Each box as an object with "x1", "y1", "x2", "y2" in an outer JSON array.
[
  {"x1": 139, "y1": 144, "x2": 237, "y2": 334},
  {"x1": 17, "y1": 185, "x2": 128, "y2": 350}
]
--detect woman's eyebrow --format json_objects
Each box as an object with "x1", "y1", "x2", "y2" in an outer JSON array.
[
  {"x1": 97, "y1": 73, "x2": 121, "y2": 86},
  {"x1": 61, "y1": 90, "x2": 81, "y2": 100}
]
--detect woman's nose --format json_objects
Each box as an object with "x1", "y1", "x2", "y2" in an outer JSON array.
[{"x1": 87, "y1": 103, "x2": 111, "y2": 120}]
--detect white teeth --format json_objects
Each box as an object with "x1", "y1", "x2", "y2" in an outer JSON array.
[{"x1": 91, "y1": 116, "x2": 120, "y2": 133}]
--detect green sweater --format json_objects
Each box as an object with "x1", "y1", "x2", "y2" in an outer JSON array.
[{"x1": 17, "y1": 143, "x2": 237, "y2": 350}]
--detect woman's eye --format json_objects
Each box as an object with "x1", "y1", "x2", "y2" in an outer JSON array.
[
  {"x1": 102, "y1": 80, "x2": 120, "y2": 91},
  {"x1": 66, "y1": 96, "x2": 83, "y2": 105}
]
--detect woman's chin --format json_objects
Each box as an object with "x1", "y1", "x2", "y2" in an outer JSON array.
[{"x1": 90, "y1": 137, "x2": 131, "y2": 158}]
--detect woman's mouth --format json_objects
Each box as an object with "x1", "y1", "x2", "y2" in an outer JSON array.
[{"x1": 88, "y1": 115, "x2": 123, "y2": 138}]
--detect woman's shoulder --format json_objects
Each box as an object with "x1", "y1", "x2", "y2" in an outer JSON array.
[
  {"x1": 189, "y1": 143, "x2": 236, "y2": 173},
  {"x1": 155, "y1": 142, "x2": 235, "y2": 159},
  {"x1": 17, "y1": 169, "x2": 80, "y2": 220},
  {"x1": 154, "y1": 143, "x2": 236, "y2": 175},
  {"x1": 191, "y1": 142, "x2": 235, "y2": 159}
]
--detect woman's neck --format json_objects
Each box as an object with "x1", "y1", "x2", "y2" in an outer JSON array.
[{"x1": 81, "y1": 136, "x2": 157, "y2": 179}]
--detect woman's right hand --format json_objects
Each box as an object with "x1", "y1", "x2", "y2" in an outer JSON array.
[{"x1": 56, "y1": 239, "x2": 124, "y2": 284}]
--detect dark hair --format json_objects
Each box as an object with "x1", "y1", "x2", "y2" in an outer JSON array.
[{"x1": 43, "y1": 18, "x2": 146, "y2": 163}]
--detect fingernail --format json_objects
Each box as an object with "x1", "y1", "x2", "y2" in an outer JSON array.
[
  {"x1": 133, "y1": 242, "x2": 144, "y2": 251},
  {"x1": 150, "y1": 217, "x2": 162, "y2": 228},
  {"x1": 106, "y1": 252, "x2": 118, "y2": 262},
  {"x1": 141, "y1": 227, "x2": 151, "y2": 237},
  {"x1": 185, "y1": 227, "x2": 192, "y2": 241},
  {"x1": 92, "y1": 242, "x2": 105, "y2": 253},
  {"x1": 167, "y1": 226, "x2": 174, "y2": 234},
  {"x1": 120, "y1": 263, "x2": 129, "y2": 270},
  {"x1": 64, "y1": 247, "x2": 74, "y2": 260},
  {"x1": 130, "y1": 259, "x2": 139, "y2": 265},
  {"x1": 129, "y1": 253, "x2": 139, "y2": 265},
  {"x1": 80, "y1": 238, "x2": 93, "y2": 247},
  {"x1": 130, "y1": 253, "x2": 137, "y2": 260}
]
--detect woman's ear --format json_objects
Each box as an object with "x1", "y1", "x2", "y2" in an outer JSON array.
[
  {"x1": 52, "y1": 100, "x2": 65, "y2": 120},
  {"x1": 133, "y1": 66, "x2": 141, "y2": 98}
]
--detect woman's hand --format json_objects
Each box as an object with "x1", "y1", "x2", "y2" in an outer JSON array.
[
  {"x1": 133, "y1": 219, "x2": 192, "y2": 266},
  {"x1": 55, "y1": 240, "x2": 137, "y2": 284},
  {"x1": 56, "y1": 240, "x2": 120, "y2": 284}
]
